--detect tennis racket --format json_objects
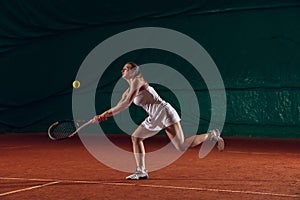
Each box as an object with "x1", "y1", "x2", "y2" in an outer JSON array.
[{"x1": 48, "y1": 119, "x2": 95, "y2": 141}]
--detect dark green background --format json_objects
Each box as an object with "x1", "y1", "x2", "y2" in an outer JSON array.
[{"x1": 0, "y1": 0, "x2": 299, "y2": 137}]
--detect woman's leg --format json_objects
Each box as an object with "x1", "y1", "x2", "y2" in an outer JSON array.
[
  {"x1": 165, "y1": 122, "x2": 220, "y2": 152},
  {"x1": 126, "y1": 125, "x2": 158, "y2": 180},
  {"x1": 131, "y1": 125, "x2": 158, "y2": 170}
]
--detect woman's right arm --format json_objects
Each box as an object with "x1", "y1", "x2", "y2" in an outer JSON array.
[{"x1": 94, "y1": 88, "x2": 129, "y2": 122}]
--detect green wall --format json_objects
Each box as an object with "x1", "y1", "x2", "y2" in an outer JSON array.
[{"x1": 0, "y1": 0, "x2": 299, "y2": 137}]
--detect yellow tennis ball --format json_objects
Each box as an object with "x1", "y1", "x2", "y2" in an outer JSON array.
[{"x1": 72, "y1": 80, "x2": 80, "y2": 88}]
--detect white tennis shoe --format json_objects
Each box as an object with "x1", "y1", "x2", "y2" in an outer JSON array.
[
  {"x1": 208, "y1": 129, "x2": 225, "y2": 151},
  {"x1": 126, "y1": 168, "x2": 149, "y2": 180}
]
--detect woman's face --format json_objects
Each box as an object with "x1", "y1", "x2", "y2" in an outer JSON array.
[{"x1": 121, "y1": 64, "x2": 134, "y2": 80}]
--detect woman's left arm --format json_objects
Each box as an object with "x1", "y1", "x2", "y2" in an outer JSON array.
[
  {"x1": 94, "y1": 80, "x2": 141, "y2": 122},
  {"x1": 110, "y1": 79, "x2": 141, "y2": 114}
]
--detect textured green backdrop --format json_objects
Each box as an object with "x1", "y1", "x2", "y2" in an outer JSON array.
[{"x1": 0, "y1": 0, "x2": 299, "y2": 137}]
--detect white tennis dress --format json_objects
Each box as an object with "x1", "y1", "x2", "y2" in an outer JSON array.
[{"x1": 133, "y1": 86, "x2": 181, "y2": 131}]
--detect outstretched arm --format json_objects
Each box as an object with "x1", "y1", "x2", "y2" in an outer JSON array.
[{"x1": 94, "y1": 80, "x2": 141, "y2": 122}]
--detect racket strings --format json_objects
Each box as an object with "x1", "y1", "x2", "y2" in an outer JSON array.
[{"x1": 49, "y1": 122, "x2": 77, "y2": 140}]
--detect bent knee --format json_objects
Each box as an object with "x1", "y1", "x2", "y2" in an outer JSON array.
[
  {"x1": 173, "y1": 144, "x2": 186, "y2": 152},
  {"x1": 131, "y1": 135, "x2": 144, "y2": 143}
]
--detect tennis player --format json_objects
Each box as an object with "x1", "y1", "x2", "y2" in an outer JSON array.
[{"x1": 94, "y1": 62, "x2": 224, "y2": 180}]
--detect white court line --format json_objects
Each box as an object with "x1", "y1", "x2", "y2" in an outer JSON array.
[
  {"x1": 0, "y1": 177, "x2": 107, "y2": 184},
  {"x1": 1, "y1": 177, "x2": 299, "y2": 198},
  {"x1": 0, "y1": 145, "x2": 32, "y2": 150},
  {"x1": 227, "y1": 150, "x2": 300, "y2": 156},
  {"x1": 0, "y1": 181, "x2": 59, "y2": 197},
  {"x1": 137, "y1": 184, "x2": 300, "y2": 198}
]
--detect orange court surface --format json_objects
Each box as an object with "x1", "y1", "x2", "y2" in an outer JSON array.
[{"x1": 0, "y1": 133, "x2": 299, "y2": 200}]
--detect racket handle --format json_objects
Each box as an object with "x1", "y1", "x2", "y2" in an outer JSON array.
[{"x1": 68, "y1": 119, "x2": 95, "y2": 138}]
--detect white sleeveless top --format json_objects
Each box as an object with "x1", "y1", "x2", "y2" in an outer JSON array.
[{"x1": 133, "y1": 86, "x2": 180, "y2": 131}]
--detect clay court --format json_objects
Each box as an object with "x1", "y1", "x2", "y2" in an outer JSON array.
[
  {"x1": 1, "y1": 133, "x2": 299, "y2": 200},
  {"x1": 1, "y1": 1, "x2": 300, "y2": 200}
]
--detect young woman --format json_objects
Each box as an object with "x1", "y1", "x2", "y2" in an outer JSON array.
[{"x1": 94, "y1": 62, "x2": 224, "y2": 180}]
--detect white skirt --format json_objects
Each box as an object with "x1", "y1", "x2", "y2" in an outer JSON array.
[{"x1": 141, "y1": 103, "x2": 181, "y2": 131}]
